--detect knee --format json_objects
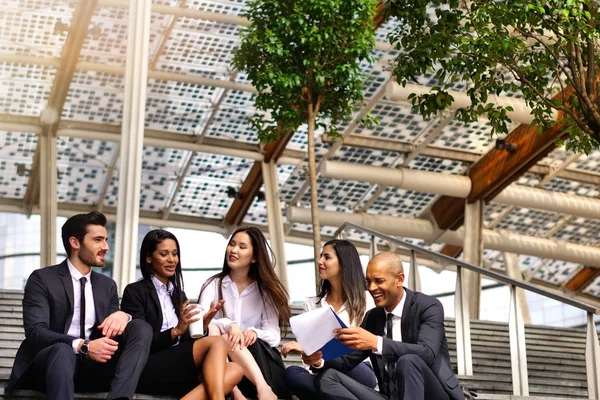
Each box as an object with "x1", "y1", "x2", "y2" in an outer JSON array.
[
  {"x1": 126, "y1": 319, "x2": 152, "y2": 342},
  {"x1": 395, "y1": 354, "x2": 423, "y2": 374},
  {"x1": 282, "y1": 365, "x2": 304, "y2": 385},
  {"x1": 45, "y1": 343, "x2": 76, "y2": 370},
  {"x1": 316, "y1": 368, "x2": 340, "y2": 391}
]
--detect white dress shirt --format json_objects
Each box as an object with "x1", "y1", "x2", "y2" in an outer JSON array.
[
  {"x1": 375, "y1": 291, "x2": 406, "y2": 354},
  {"x1": 151, "y1": 277, "x2": 179, "y2": 331},
  {"x1": 199, "y1": 275, "x2": 281, "y2": 347},
  {"x1": 66, "y1": 260, "x2": 96, "y2": 353}
]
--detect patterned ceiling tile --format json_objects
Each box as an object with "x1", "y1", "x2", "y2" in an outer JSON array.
[
  {"x1": 0, "y1": 63, "x2": 55, "y2": 117},
  {"x1": 354, "y1": 103, "x2": 430, "y2": 142},
  {"x1": 79, "y1": 6, "x2": 167, "y2": 67},
  {"x1": 0, "y1": 0, "x2": 72, "y2": 59},
  {"x1": 145, "y1": 79, "x2": 219, "y2": 134},
  {"x1": 494, "y1": 207, "x2": 562, "y2": 238},
  {"x1": 62, "y1": 70, "x2": 124, "y2": 124},
  {"x1": 532, "y1": 259, "x2": 581, "y2": 285},
  {"x1": 369, "y1": 186, "x2": 436, "y2": 217},
  {"x1": 188, "y1": 153, "x2": 253, "y2": 184},
  {"x1": 0, "y1": 131, "x2": 37, "y2": 199},
  {"x1": 551, "y1": 216, "x2": 600, "y2": 247}
]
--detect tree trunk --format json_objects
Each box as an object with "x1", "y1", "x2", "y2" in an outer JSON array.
[{"x1": 307, "y1": 102, "x2": 321, "y2": 294}]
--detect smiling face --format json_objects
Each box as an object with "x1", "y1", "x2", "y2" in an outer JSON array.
[
  {"x1": 226, "y1": 231, "x2": 255, "y2": 271},
  {"x1": 318, "y1": 245, "x2": 341, "y2": 282},
  {"x1": 71, "y1": 224, "x2": 109, "y2": 268},
  {"x1": 147, "y1": 239, "x2": 179, "y2": 285},
  {"x1": 366, "y1": 257, "x2": 404, "y2": 312}
]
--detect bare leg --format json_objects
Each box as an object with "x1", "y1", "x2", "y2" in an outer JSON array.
[
  {"x1": 181, "y1": 362, "x2": 243, "y2": 400},
  {"x1": 180, "y1": 336, "x2": 228, "y2": 400},
  {"x1": 224, "y1": 336, "x2": 277, "y2": 400}
]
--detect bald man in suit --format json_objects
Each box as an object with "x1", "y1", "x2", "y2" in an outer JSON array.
[{"x1": 308, "y1": 252, "x2": 464, "y2": 400}]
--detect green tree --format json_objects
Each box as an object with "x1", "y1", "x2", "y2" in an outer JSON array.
[
  {"x1": 233, "y1": 0, "x2": 378, "y2": 271},
  {"x1": 387, "y1": 0, "x2": 600, "y2": 154}
]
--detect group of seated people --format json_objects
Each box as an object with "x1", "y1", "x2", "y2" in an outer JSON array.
[{"x1": 7, "y1": 211, "x2": 464, "y2": 400}]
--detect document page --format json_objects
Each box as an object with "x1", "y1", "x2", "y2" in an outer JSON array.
[{"x1": 289, "y1": 306, "x2": 353, "y2": 360}]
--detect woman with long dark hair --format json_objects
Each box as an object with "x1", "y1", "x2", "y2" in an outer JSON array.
[
  {"x1": 121, "y1": 229, "x2": 243, "y2": 399},
  {"x1": 281, "y1": 239, "x2": 377, "y2": 399},
  {"x1": 199, "y1": 227, "x2": 291, "y2": 400}
]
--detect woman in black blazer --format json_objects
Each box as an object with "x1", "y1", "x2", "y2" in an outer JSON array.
[{"x1": 121, "y1": 229, "x2": 243, "y2": 399}]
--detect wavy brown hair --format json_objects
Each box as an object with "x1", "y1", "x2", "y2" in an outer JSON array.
[{"x1": 199, "y1": 227, "x2": 291, "y2": 332}]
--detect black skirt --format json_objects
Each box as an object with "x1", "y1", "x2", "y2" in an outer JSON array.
[{"x1": 136, "y1": 339, "x2": 199, "y2": 396}]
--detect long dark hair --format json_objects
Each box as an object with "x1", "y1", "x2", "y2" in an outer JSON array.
[
  {"x1": 199, "y1": 227, "x2": 291, "y2": 331},
  {"x1": 317, "y1": 239, "x2": 367, "y2": 326},
  {"x1": 139, "y1": 229, "x2": 185, "y2": 317}
]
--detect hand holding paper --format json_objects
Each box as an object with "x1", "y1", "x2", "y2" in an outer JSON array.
[
  {"x1": 289, "y1": 305, "x2": 354, "y2": 360},
  {"x1": 334, "y1": 326, "x2": 379, "y2": 351}
]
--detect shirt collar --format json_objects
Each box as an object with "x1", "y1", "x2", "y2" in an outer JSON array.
[
  {"x1": 385, "y1": 289, "x2": 406, "y2": 319},
  {"x1": 151, "y1": 275, "x2": 174, "y2": 295},
  {"x1": 67, "y1": 259, "x2": 92, "y2": 281},
  {"x1": 319, "y1": 295, "x2": 348, "y2": 313}
]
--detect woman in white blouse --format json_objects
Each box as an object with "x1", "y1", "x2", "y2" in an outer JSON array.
[
  {"x1": 281, "y1": 239, "x2": 377, "y2": 399},
  {"x1": 199, "y1": 227, "x2": 291, "y2": 400}
]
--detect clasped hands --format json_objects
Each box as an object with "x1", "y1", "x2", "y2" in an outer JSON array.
[{"x1": 281, "y1": 327, "x2": 379, "y2": 367}]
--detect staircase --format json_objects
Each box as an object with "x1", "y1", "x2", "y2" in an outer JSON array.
[{"x1": 0, "y1": 291, "x2": 593, "y2": 399}]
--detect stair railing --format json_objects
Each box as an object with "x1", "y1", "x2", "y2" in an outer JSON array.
[{"x1": 335, "y1": 221, "x2": 600, "y2": 399}]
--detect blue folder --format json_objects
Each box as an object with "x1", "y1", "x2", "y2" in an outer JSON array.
[{"x1": 320, "y1": 308, "x2": 353, "y2": 360}]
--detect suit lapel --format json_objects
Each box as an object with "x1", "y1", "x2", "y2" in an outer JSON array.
[
  {"x1": 91, "y1": 271, "x2": 105, "y2": 324},
  {"x1": 58, "y1": 261, "x2": 75, "y2": 334},
  {"x1": 401, "y1": 288, "x2": 414, "y2": 341},
  {"x1": 146, "y1": 279, "x2": 163, "y2": 327}
]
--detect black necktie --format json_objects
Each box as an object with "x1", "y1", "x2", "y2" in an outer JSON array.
[
  {"x1": 80, "y1": 277, "x2": 87, "y2": 339},
  {"x1": 385, "y1": 313, "x2": 397, "y2": 398}
]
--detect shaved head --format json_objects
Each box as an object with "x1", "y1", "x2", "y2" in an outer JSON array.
[
  {"x1": 369, "y1": 251, "x2": 403, "y2": 275},
  {"x1": 366, "y1": 251, "x2": 405, "y2": 311}
]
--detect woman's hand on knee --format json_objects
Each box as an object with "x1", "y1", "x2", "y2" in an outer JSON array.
[
  {"x1": 242, "y1": 329, "x2": 257, "y2": 347},
  {"x1": 227, "y1": 322, "x2": 244, "y2": 351}
]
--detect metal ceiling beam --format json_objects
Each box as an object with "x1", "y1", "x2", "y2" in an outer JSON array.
[
  {"x1": 287, "y1": 206, "x2": 600, "y2": 267},
  {"x1": 319, "y1": 133, "x2": 600, "y2": 186}
]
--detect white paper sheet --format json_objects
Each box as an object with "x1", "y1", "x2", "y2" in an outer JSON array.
[{"x1": 289, "y1": 305, "x2": 345, "y2": 356}]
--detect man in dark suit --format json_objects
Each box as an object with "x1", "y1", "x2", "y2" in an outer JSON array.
[
  {"x1": 7, "y1": 211, "x2": 152, "y2": 400},
  {"x1": 307, "y1": 251, "x2": 464, "y2": 400}
]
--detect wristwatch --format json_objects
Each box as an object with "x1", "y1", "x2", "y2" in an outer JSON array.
[{"x1": 80, "y1": 339, "x2": 90, "y2": 356}]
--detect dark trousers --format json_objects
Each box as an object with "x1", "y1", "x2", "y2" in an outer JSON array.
[
  {"x1": 27, "y1": 319, "x2": 152, "y2": 400},
  {"x1": 316, "y1": 354, "x2": 450, "y2": 400},
  {"x1": 284, "y1": 362, "x2": 377, "y2": 400}
]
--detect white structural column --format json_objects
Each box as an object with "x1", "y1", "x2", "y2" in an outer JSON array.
[
  {"x1": 408, "y1": 250, "x2": 421, "y2": 292},
  {"x1": 504, "y1": 252, "x2": 530, "y2": 395},
  {"x1": 39, "y1": 133, "x2": 57, "y2": 268},
  {"x1": 585, "y1": 312, "x2": 600, "y2": 399},
  {"x1": 463, "y1": 200, "x2": 483, "y2": 319},
  {"x1": 113, "y1": 0, "x2": 151, "y2": 293},
  {"x1": 504, "y1": 252, "x2": 531, "y2": 323},
  {"x1": 262, "y1": 161, "x2": 288, "y2": 288}
]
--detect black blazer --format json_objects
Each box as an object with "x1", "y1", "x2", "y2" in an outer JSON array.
[
  {"x1": 121, "y1": 279, "x2": 189, "y2": 352},
  {"x1": 322, "y1": 288, "x2": 464, "y2": 400},
  {"x1": 8, "y1": 260, "x2": 119, "y2": 391}
]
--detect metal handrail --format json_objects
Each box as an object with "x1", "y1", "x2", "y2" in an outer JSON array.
[{"x1": 335, "y1": 221, "x2": 599, "y2": 313}]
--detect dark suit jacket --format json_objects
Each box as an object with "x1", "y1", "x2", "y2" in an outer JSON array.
[
  {"x1": 8, "y1": 260, "x2": 120, "y2": 391},
  {"x1": 120, "y1": 279, "x2": 190, "y2": 352},
  {"x1": 322, "y1": 288, "x2": 464, "y2": 400}
]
